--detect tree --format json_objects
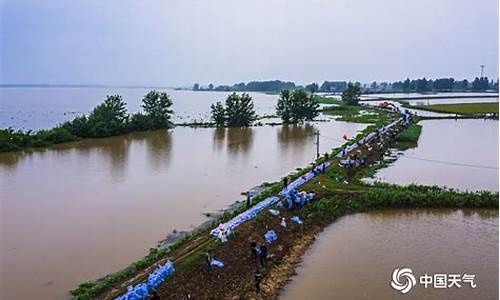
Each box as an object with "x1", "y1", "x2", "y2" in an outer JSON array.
[
  {"x1": 87, "y1": 95, "x2": 129, "y2": 137},
  {"x1": 402, "y1": 78, "x2": 411, "y2": 92},
  {"x1": 276, "y1": 90, "x2": 293, "y2": 123},
  {"x1": 208, "y1": 83, "x2": 214, "y2": 90},
  {"x1": 193, "y1": 83, "x2": 200, "y2": 91},
  {"x1": 210, "y1": 93, "x2": 256, "y2": 127},
  {"x1": 225, "y1": 93, "x2": 256, "y2": 127},
  {"x1": 141, "y1": 90, "x2": 173, "y2": 129},
  {"x1": 210, "y1": 101, "x2": 226, "y2": 126},
  {"x1": 341, "y1": 83, "x2": 361, "y2": 105},
  {"x1": 416, "y1": 78, "x2": 429, "y2": 93},
  {"x1": 305, "y1": 82, "x2": 319, "y2": 94},
  {"x1": 276, "y1": 89, "x2": 319, "y2": 123}
]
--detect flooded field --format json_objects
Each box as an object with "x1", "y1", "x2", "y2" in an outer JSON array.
[
  {"x1": 280, "y1": 209, "x2": 499, "y2": 300},
  {"x1": 371, "y1": 119, "x2": 499, "y2": 191},
  {"x1": 0, "y1": 121, "x2": 366, "y2": 300},
  {"x1": 0, "y1": 88, "x2": 278, "y2": 130}
]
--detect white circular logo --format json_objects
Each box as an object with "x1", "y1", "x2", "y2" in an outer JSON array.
[{"x1": 391, "y1": 267, "x2": 416, "y2": 294}]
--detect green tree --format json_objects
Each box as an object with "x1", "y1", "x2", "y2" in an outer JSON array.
[
  {"x1": 87, "y1": 95, "x2": 129, "y2": 137},
  {"x1": 225, "y1": 93, "x2": 256, "y2": 127},
  {"x1": 276, "y1": 89, "x2": 319, "y2": 123},
  {"x1": 210, "y1": 101, "x2": 226, "y2": 126},
  {"x1": 341, "y1": 83, "x2": 361, "y2": 105},
  {"x1": 141, "y1": 90, "x2": 173, "y2": 129}
]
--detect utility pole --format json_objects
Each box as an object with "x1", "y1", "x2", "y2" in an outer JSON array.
[
  {"x1": 315, "y1": 131, "x2": 320, "y2": 160},
  {"x1": 480, "y1": 64, "x2": 485, "y2": 78}
]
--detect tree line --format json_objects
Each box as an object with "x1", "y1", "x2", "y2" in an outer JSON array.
[
  {"x1": 0, "y1": 91, "x2": 173, "y2": 152},
  {"x1": 194, "y1": 77, "x2": 499, "y2": 94}
]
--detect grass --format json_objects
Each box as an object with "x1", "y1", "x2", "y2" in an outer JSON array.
[
  {"x1": 394, "y1": 123, "x2": 422, "y2": 143},
  {"x1": 405, "y1": 102, "x2": 499, "y2": 114},
  {"x1": 316, "y1": 96, "x2": 343, "y2": 105}
]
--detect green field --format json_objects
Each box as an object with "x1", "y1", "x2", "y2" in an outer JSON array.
[{"x1": 409, "y1": 102, "x2": 499, "y2": 114}]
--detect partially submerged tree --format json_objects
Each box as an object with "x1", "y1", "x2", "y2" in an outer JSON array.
[
  {"x1": 276, "y1": 89, "x2": 319, "y2": 123},
  {"x1": 210, "y1": 93, "x2": 256, "y2": 127},
  {"x1": 341, "y1": 83, "x2": 361, "y2": 105},
  {"x1": 141, "y1": 90, "x2": 174, "y2": 129},
  {"x1": 87, "y1": 95, "x2": 129, "y2": 137},
  {"x1": 210, "y1": 101, "x2": 226, "y2": 126}
]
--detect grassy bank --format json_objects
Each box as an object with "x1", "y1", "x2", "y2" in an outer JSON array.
[{"x1": 404, "y1": 102, "x2": 499, "y2": 115}]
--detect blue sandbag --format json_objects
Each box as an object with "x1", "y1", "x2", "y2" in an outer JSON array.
[
  {"x1": 268, "y1": 209, "x2": 280, "y2": 216},
  {"x1": 264, "y1": 230, "x2": 277, "y2": 244},
  {"x1": 210, "y1": 196, "x2": 280, "y2": 241},
  {"x1": 115, "y1": 260, "x2": 175, "y2": 300},
  {"x1": 291, "y1": 215, "x2": 303, "y2": 224},
  {"x1": 210, "y1": 258, "x2": 224, "y2": 268}
]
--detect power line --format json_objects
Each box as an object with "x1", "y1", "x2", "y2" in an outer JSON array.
[{"x1": 399, "y1": 154, "x2": 498, "y2": 170}]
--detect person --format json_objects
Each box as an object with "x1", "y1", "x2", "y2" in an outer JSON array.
[
  {"x1": 259, "y1": 245, "x2": 268, "y2": 266},
  {"x1": 255, "y1": 269, "x2": 262, "y2": 293},
  {"x1": 204, "y1": 252, "x2": 212, "y2": 273},
  {"x1": 282, "y1": 177, "x2": 289, "y2": 189},
  {"x1": 250, "y1": 242, "x2": 258, "y2": 260},
  {"x1": 150, "y1": 290, "x2": 161, "y2": 300},
  {"x1": 246, "y1": 191, "x2": 251, "y2": 209},
  {"x1": 324, "y1": 152, "x2": 329, "y2": 160}
]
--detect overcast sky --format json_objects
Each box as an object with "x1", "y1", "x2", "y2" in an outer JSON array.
[{"x1": 1, "y1": 0, "x2": 498, "y2": 87}]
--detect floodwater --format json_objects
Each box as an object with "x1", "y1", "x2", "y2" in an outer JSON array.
[
  {"x1": 280, "y1": 209, "x2": 499, "y2": 300},
  {"x1": 371, "y1": 119, "x2": 499, "y2": 191},
  {"x1": 0, "y1": 121, "x2": 366, "y2": 300},
  {"x1": 360, "y1": 92, "x2": 499, "y2": 105},
  {"x1": 0, "y1": 88, "x2": 278, "y2": 130}
]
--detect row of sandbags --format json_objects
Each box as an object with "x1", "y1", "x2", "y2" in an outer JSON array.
[{"x1": 115, "y1": 261, "x2": 175, "y2": 300}]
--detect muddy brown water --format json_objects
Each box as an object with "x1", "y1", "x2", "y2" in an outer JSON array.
[
  {"x1": 371, "y1": 119, "x2": 499, "y2": 191},
  {"x1": 280, "y1": 209, "x2": 499, "y2": 300},
  {"x1": 0, "y1": 121, "x2": 366, "y2": 300}
]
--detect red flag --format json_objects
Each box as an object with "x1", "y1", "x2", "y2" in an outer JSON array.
[{"x1": 342, "y1": 134, "x2": 349, "y2": 141}]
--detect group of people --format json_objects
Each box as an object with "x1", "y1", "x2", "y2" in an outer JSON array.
[{"x1": 284, "y1": 189, "x2": 314, "y2": 209}]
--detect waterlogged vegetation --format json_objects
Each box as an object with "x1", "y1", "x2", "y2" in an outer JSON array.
[
  {"x1": 275, "y1": 90, "x2": 320, "y2": 123},
  {"x1": 210, "y1": 93, "x2": 257, "y2": 127},
  {"x1": 404, "y1": 102, "x2": 499, "y2": 115},
  {"x1": 0, "y1": 91, "x2": 173, "y2": 152}
]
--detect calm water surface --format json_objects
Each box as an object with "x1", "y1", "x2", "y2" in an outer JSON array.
[
  {"x1": 372, "y1": 119, "x2": 499, "y2": 191},
  {"x1": 0, "y1": 121, "x2": 366, "y2": 300},
  {"x1": 280, "y1": 209, "x2": 498, "y2": 300}
]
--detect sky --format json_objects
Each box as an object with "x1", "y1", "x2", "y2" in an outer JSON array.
[{"x1": 1, "y1": 0, "x2": 498, "y2": 87}]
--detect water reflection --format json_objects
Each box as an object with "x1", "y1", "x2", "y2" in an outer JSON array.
[
  {"x1": 0, "y1": 131, "x2": 174, "y2": 180},
  {"x1": 211, "y1": 127, "x2": 255, "y2": 156},
  {"x1": 277, "y1": 124, "x2": 315, "y2": 154},
  {"x1": 140, "y1": 130, "x2": 173, "y2": 172}
]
